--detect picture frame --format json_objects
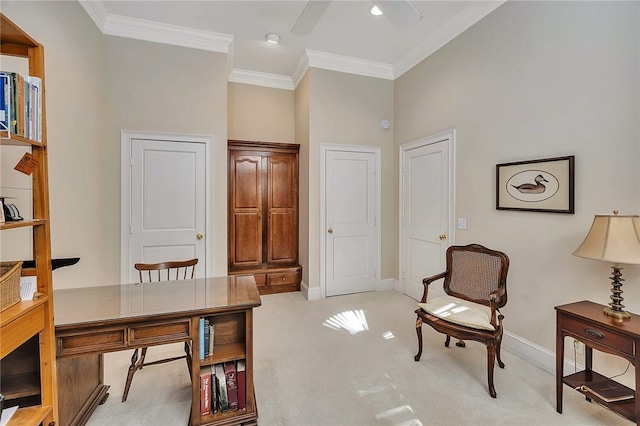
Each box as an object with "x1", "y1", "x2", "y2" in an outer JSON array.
[{"x1": 496, "y1": 155, "x2": 575, "y2": 214}]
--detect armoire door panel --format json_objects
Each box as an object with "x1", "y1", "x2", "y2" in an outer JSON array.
[
  {"x1": 268, "y1": 211, "x2": 296, "y2": 264},
  {"x1": 268, "y1": 156, "x2": 297, "y2": 209},
  {"x1": 232, "y1": 212, "x2": 262, "y2": 266},
  {"x1": 232, "y1": 156, "x2": 262, "y2": 209}
]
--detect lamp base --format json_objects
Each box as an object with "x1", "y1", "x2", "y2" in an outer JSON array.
[
  {"x1": 604, "y1": 306, "x2": 631, "y2": 320},
  {"x1": 604, "y1": 266, "x2": 631, "y2": 321}
]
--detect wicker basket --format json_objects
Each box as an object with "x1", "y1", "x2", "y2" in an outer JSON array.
[{"x1": 0, "y1": 261, "x2": 22, "y2": 311}]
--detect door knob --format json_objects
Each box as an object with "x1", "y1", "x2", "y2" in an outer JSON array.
[
  {"x1": 328, "y1": 228, "x2": 333, "y2": 234},
  {"x1": 196, "y1": 233, "x2": 204, "y2": 240},
  {"x1": 439, "y1": 233, "x2": 447, "y2": 241}
]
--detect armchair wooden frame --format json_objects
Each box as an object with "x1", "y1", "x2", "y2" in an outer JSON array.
[
  {"x1": 414, "y1": 244, "x2": 510, "y2": 398},
  {"x1": 122, "y1": 258, "x2": 199, "y2": 402}
]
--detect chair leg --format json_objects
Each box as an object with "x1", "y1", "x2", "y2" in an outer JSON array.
[
  {"x1": 414, "y1": 317, "x2": 423, "y2": 361},
  {"x1": 184, "y1": 341, "x2": 192, "y2": 378},
  {"x1": 487, "y1": 342, "x2": 497, "y2": 398},
  {"x1": 455, "y1": 339, "x2": 466, "y2": 347},
  {"x1": 444, "y1": 335, "x2": 451, "y2": 347},
  {"x1": 496, "y1": 333, "x2": 505, "y2": 369},
  {"x1": 122, "y1": 347, "x2": 147, "y2": 402}
]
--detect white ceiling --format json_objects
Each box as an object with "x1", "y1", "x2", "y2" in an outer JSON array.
[{"x1": 80, "y1": 1, "x2": 505, "y2": 88}]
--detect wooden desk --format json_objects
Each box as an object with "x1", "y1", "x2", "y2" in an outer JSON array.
[
  {"x1": 556, "y1": 300, "x2": 640, "y2": 424},
  {"x1": 54, "y1": 275, "x2": 261, "y2": 426}
]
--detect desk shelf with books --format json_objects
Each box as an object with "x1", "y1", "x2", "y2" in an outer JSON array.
[{"x1": 194, "y1": 309, "x2": 256, "y2": 426}]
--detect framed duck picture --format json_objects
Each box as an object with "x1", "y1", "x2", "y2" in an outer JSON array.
[{"x1": 496, "y1": 155, "x2": 575, "y2": 213}]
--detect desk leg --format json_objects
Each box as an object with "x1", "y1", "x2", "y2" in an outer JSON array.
[
  {"x1": 58, "y1": 354, "x2": 110, "y2": 426},
  {"x1": 635, "y1": 349, "x2": 640, "y2": 426},
  {"x1": 556, "y1": 322, "x2": 564, "y2": 413},
  {"x1": 585, "y1": 346, "x2": 593, "y2": 402}
]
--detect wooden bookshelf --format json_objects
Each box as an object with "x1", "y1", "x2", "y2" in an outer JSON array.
[{"x1": 0, "y1": 12, "x2": 57, "y2": 426}]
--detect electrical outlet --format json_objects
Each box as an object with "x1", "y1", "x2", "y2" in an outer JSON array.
[{"x1": 573, "y1": 339, "x2": 585, "y2": 355}]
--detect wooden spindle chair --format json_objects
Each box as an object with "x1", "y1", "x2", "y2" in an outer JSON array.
[{"x1": 122, "y1": 258, "x2": 198, "y2": 402}]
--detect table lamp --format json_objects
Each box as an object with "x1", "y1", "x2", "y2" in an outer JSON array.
[{"x1": 572, "y1": 210, "x2": 640, "y2": 320}]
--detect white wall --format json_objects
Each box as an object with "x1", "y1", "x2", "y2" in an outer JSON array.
[
  {"x1": 1, "y1": 1, "x2": 105, "y2": 286},
  {"x1": 394, "y1": 0, "x2": 640, "y2": 379},
  {"x1": 228, "y1": 82, "x2": 295, "y2": 143}
]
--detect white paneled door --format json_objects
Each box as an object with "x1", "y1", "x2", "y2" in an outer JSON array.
[
  {"x1": 324, "y1": 148, "x2": 379, "y2": 297},
  {"x1": 401, "y1": 135, "x2": 452, "y2": 301},
  {"x1": 123, "y1": 135, "x2": 208, "y2": 283}
]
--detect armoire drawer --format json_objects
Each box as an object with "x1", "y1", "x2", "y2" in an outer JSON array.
[{"x1": 267, "y1": 270, "x2": 301, "y2": 287}]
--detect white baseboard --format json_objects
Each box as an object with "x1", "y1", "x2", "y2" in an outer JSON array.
[
  {"x1": 502, "y1": 330, "x2": 582, "y2": 375},
  {"x1": 377, "y1": 278, "x2": 396, "y2": 291},
  {"x1": 301, "y1": 280, "x2": 321, "y2": 301}
]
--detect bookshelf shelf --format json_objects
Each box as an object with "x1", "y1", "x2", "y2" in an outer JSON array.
[
  {"x1": 6, "y1": 405, "x2": 52, "y2": 426},
  {"x1": 201, "y1": 342, "x2": 246, "y2": 367},
  {"x1": 0, "y1": 131, "x2": 44, "y2": 146},
  {"x1": 0, "y1": 12, "x2": 57, "y2": 426},
  {"x1": 0, "y1": 219, "x2": 46, "y2": 231}
]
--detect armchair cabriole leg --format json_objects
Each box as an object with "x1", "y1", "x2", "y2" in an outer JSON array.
[
  {"x1": 487, "y1": 342, "x2": 497, "y2": 398},
  {"x1": 415, "y1": 317, "x2": 423, "y2": 361}
]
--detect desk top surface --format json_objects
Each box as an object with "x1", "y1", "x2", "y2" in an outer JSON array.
[{"x1": 54, "y1": 275, "x2": 261, "y2": 328}]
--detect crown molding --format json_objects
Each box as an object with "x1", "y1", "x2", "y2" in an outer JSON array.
[
  {"x1": 394, "y1": 0, "x2": 506, "y2": 78},
  {"x1": 78, "y1": 0, "x2": 504, "y2": 88},
  {"x1": 305, "y1": 49, "x2": 394, "y2": 80},
  {"x1": 78, "y1": 0, "x2": 109, "y2": 32},
  {"x1": 228, "y1": 69, "x2": 294, "y2": 90},
  {"x1": 101, "y1": 14, "x2": 233, "y2": 53},
  {"x1": 292, "y1": 53, "x2": 310, "y2": 89}
]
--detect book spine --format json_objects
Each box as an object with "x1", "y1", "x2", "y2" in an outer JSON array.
[
  {"x1": 224, "y1": 361, "x2": 239, "y2": 410},
  {"x1": 215, "y1": 363, "x2": 229, "y2": 412},
  {"x1": 237, "y1": 359, "x2": 246, "y2": 410},
  {"x1": 16, "y1": 74, "x2": 24, "y2": 136},
  {"x1": 0, "y1": 73, "x2": 8, "y2": 131},
  {"x1": 199, "y1": 317, "x2": 205, "y2": 360},
  {"x1": 211, "y1": 365, "x2": 218, "y2": 414},
  {"x1": 200, "y1": 370, "x2": 211, "y2": 415},
  {"x1": 208, "y1": 323, "x2": 215, "y2": 355},
  {"x1": 203, "y1": 318, "x2": 210, "y2": 358}
]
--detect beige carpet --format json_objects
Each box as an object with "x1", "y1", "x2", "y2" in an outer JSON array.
[{"x1": 86, "y1": 290, "x2": 630, "y2": 425}]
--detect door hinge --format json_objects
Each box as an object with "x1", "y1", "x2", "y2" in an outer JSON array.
[{"x1": 129, "y1": 224, "x2": 132, "y2": 235}]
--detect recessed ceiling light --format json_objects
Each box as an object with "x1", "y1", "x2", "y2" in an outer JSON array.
[
  {"x1": 370, "y1": 5, "x2": 383, "y2": 16},
  {"x1": 265, "y1": 33, "x2": 280, "y2": 44}
]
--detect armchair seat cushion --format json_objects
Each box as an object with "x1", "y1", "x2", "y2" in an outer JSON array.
[{"x1": 418, "y1": 295, "x2": 495, "y2": 331}]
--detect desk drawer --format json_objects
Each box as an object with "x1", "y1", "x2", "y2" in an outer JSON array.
[
  {"x1": 57, "y1": 328, "x2": 126, "y2": 357},
  {"x1": 128, "y1": 319, "x2": 190, "y2": 346},
  {"x1": 563, "y1": 316, "x2": 634, "y2": 356}
]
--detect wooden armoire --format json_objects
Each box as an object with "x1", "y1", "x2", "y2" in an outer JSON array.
[{"x1": 228, "y1": 140, "x2": 301, "y2": 294}]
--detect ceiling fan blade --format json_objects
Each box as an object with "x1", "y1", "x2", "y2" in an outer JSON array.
[
  {"x1": 371, "y1": 0, "x2": 422, "y2": 31},
  {"x1": 291, "y1": 0, "x2": 332, "y2": 35}
]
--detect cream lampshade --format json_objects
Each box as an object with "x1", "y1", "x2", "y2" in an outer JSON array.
[{"x1": 573, "y1": 211, "x2": 640, "y2": 320}]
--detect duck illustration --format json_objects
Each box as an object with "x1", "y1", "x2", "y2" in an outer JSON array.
[{"x1": 511, "y1": 174, "x2": 548, "y2": 194}]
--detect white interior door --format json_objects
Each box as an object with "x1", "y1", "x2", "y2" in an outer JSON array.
[
  {"x1": 401, "y1": 134, "x2": 453, "y2": 301},
  {"x1": 122, "y1": 133, "x2": 209, "y2": 283},
  {"x1": 324, "y1": 148, "x2": 379, "y2": 297}
]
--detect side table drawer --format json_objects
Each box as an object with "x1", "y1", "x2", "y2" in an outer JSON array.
[{"x1": 563, "y1": 316, "x2": 634, "y2": 356}]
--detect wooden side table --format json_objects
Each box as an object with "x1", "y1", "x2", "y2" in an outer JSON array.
[{"x1": 556, "y1": 300, "x2": 640, "y2": 424}]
